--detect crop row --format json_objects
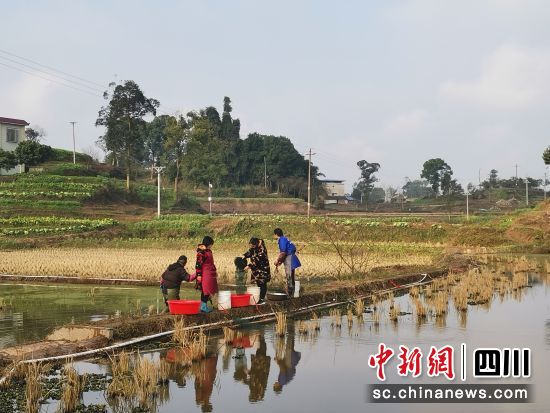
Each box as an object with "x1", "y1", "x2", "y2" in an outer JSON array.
[
  {"x1": 0, "y1": 218, "x2": 117, "y2": 235},
  {"x1": 0, "y1": 190, "x2": 92, "y2": 199}
]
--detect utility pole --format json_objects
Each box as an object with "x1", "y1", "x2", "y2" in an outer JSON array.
[
  {"x1": 544, "y1": 169, "x2": 547, "y2": 201},
  {"x1": 264, "y1": 156, "x2": 267, "y2": 190},
  {"x1": 153, "y1": 163, "x2": 165, "y2": 217},
  {"x1": 515, "y1": 164, "x2": 518, "y2": 180},
  {"x1": 525, "y1": 179, "x2": 529, "y2": 206},
  {"x1": 69, "y1": 122, "x2": 77, "y2": 164},
  {"x1": 208, "y1": 182, "x2": 213, "y2": 217},
  {"x1": 466, "y1": 191, "x2": 470, "y2": 221},
  {"x1": 478, "y1": 168, "x2": 481, "y2": 187},
  {"x1": 306, "y1": 148, "x2": 316, "y2": 218}
]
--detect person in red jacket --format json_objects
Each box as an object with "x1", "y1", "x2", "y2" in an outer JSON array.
[{"x1": 195, "y1": 236, "x2": 218, "y2": 313}]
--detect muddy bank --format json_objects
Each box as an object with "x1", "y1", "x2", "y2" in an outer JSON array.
[
  {"x1": 0, "y1": 274, "x2": 154, "y2": 286},
  {"x1": 0, "y1": 269, "x2": 449, "y2": 367}
]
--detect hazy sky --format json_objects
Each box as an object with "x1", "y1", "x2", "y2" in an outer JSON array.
[{"x1": 1, "y1": 0, "x2": 549, "y2": 191}]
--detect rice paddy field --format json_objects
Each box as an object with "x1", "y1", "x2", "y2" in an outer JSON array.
[
  {"x1": 1, "y1": 254, "x2": 548, "y2": 413},
  {"x1": 0, "y1": 241, "x2": 440, "y2": 283}
]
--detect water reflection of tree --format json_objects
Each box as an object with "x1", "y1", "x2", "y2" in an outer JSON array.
[{"x1": 273, "y1": 327, "x2": 301, "y2": 394}]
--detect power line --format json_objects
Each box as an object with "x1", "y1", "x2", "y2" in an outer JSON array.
[
  {"x1": 0, "y1": 47, "x2": 105, "y2": 88},
  {"x1": 0, "y1": 61, "x2": 103, "y2": 98},
  {"x1": 0, "y1": 54, "x2": 104, "y2": 93}
]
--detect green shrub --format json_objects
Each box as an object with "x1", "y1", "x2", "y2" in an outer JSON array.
[{"x1": 48, "y1": 148, "x2": 93, "y2": 163}]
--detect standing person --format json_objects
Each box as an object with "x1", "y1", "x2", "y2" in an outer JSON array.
[
  {"x1": 243, "y1": 237, "x2": 271, "y2": 304},
  {"x1": 195, "y1": 236, "x2": 218, "y2": 313},
  {"x1": 273, "y1": 228, "x2": 301, "y2": 297},
  {"x1": 160, "y1": 255, "x2": 194, "y2": 312}
]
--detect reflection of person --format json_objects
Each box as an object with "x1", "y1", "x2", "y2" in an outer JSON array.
[
  {"x1": 195, "y1": 236, "x2": 218, "y2": 313},
  {"x1": 160, "y1": 255, "x2": 195, "y2": 311},
  {"x1": 273, "y1": 332, "x2": 301, "y2": 393},
  {"x1": 194, "y1": 355, "x2": 218, "y2": 413},
  {"x1": 233, "y1": 347, "x2": 248, "y2": 383},
  {"x1": 243, "y1": 238, "x2": 271, "y2": 304},
  {"x1": 273, "y1": 228, "x2": 301, "y2": 297},
  {"x1": 248, "y1": 336, "x2": 271, "y2": 402}
]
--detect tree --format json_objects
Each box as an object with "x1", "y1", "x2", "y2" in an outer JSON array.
[
  {"x1": 544, "y1": 146, "x2": 550, "y2": 165},
  {"x1": 402, "y1": 179, "x2": 433, "y2": 198},
  {"x1": 96, "y1": 80, "x2": 159, "y2": 191},
  {"x1": 0, "y1": 149, "x2": 17, "y2": 171},
  {"x1": 352, "y1": 160, "x2": 380, "y2": 209},
  {"x1": 420, "y1": 158, "x2": 452, "y2": 196},
  {"x1": 489, "y1": 169, "x2": 499, "y2": 188},
  {"x1": 144, "y1": 115, "x2": 171, "y2": 178},
  {"x1": 164, "y1": 115, "x2": 189, "y2": 195},
  {"x1": 14, "y1": 141, "x2": 52, "y2": 170},
  {"x1": 182, "y1": 117, "x2": 228, "y2": 186},
  {"x1": 25, "y1": 126, "x2": 46, "y2": 143}
]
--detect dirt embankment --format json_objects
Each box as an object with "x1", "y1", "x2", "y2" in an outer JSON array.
[
  {"x1": 504, "y1": 201, "x2": 550, "y2": 252},
  {"x1": 199, "y1": 200, "x2": 306, "y2": 214}
]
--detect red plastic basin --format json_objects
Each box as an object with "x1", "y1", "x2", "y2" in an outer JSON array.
[
  {"x1": 231, "y1": 293, "x2": 252, "y2": 308},
  {"x1": 167, "y1": 300, "x2": 201, "y2": 315}
]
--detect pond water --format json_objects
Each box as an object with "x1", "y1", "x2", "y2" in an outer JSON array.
[
  {"x1": 0, "y1": 284, "x2": 196, "y2": 349},
  {"x1": 32, "y1": 254, "x2": 550, "y2": 413}
]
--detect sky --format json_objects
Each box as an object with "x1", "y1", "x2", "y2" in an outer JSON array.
[{"x1": 1, "y1": 0, "x2": 549, "y2": 192}]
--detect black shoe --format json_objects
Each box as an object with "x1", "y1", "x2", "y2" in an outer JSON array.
[{"x1": 257, "y1": 299, "x2": 266, "y2": 305}]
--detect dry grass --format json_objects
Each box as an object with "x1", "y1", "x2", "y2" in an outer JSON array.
[
  {"x1": 329, "y1": 308, "x2": 342, "y2": 328},
  {"x1": 59, "y1": 363, "x2": 83, "y2": 413},
  {"x1": 173, "y1": 318, "x2": 190, "y2": 346},
  {"x1": 134, "y1": 355, "x2": 158, "y2": 407},
  {"x1": 275, "y1": 312, "x2": 287, "y2": 337},
  {"x1": 354, "y1": 298, "x2": 365, "y2": 317},
  {"x1": 0, "y1": 242, "x2": 436, "y2": 281},
  {"x1": 24, "y1": 362, "x2": 43, "y2": 413}
]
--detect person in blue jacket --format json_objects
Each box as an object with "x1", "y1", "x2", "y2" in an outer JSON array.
[{"x1": 273, "y1": 228, "x2": 301, "y2": 297}]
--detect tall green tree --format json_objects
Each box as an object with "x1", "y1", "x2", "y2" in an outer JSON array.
[
  {"x1": 352, "y1": 160, "x2": 380, "y2": 209},
  {"x1": 182, "y1": 117, "x2": 228, "y2": 186},
  {"x1": 489, "y1": 169, "x2": 498, "y2": 188},
  {"x1": 544, "y1": 146, "x2": 550, "y2": 165},
  {"x1": 420, "y1": 158, "x2": 452, "y2": 196},
  {"x1": 144, "y1": 115, "x2": 171, "y2": 178},
  {"x1": 0, "y1": 149, "x2": 17, "y2": 171},
  {"x1": 164, "y1": 115, "x2": 189, "y2": 195},
  {"x1": 96, "y1": 80, "x2": 159, "y2": 191}
]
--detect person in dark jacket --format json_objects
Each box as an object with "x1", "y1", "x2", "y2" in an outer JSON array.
[
  {"x1": 160, "y1": 255, "x2": 194, "y2": 311},
  {"x1": 243, "y1": 238, "x2": 271, "y2": 304}
]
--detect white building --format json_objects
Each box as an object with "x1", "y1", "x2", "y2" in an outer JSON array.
[{"x1": 0, "y1": 117, "x2": 28, "y2": 174}]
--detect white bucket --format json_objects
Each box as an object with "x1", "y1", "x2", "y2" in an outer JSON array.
[
  {"x1": 247, "y1": 286, "x2": 261, "y2": 305},
  {"x1": 218, "y1": 290, "x2": 232, "y2": 310},
  {"x1": 294, "y1": 281, "x2": 301, "y2": 298}
]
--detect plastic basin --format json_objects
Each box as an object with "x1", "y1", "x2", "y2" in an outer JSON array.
[
  {"x1": 167, "y1": 300, "x2": 201, "y2": 315},
  {"x1": 231, "y1": 293, "x2": 252, "y2": 308}
]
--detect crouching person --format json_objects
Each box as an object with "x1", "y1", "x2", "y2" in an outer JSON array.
[{"x1": 161, "y1": 255, "x2": 195, "y2": 312}]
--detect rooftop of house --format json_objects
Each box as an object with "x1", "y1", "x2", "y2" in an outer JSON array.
[{"x1": 0, "y1": 117, "x2": 29, "y2": 126}]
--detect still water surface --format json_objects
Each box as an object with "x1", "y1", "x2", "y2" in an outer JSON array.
[{"x1": 33, "y1": 254, "x2": 550, "y2": 413}]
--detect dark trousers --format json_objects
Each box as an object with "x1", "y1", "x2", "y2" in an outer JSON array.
[
  {"x1": 257, "y1": 281, "x2": 268, "y2": 300},
  {"x1": 201, "y1": 292, "x2": 210, "y2": 304}
]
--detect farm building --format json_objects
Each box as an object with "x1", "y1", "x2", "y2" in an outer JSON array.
[
  {"x1": 0, "y1": 117, "x2": 28, "y2": 174},
  {"x1": 320, "y1": 179, "x2": 356, "y2": 205}
]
